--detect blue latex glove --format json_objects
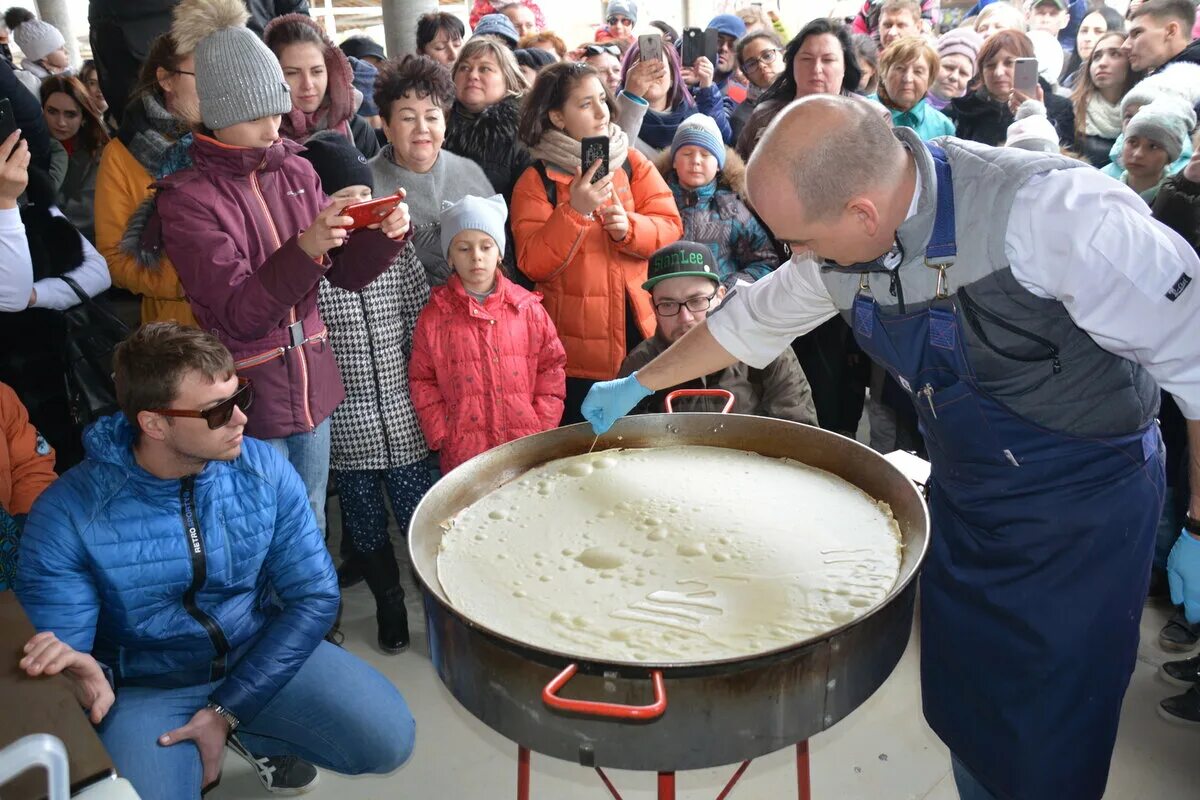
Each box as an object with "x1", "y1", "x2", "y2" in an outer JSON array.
[
  {"x1": 1167, "y1": 529, "x2": 1200, "y2": 624},
  {"x1": 582, "y1": 372, "x2": 652, "y2": 434}
]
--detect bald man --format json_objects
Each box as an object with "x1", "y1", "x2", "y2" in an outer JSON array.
[{"x1": 583, "y1": 95, "x2": 1200, "y2": 800}]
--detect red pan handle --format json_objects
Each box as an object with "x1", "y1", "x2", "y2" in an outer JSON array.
[
  {"x1": 664, "y1": 389, "x2": 735, "y2": 414},
  {"x1": 542, "y1": 664, "x2": 667, "y2": 720}
]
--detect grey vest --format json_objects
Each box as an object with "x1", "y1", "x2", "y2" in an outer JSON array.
[{"x1": 820, "y1": 129, "x2": 1158, "y2": 438}]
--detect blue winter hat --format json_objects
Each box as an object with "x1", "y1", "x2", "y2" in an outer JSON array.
[
  {"x1": 671, "y1": 113, "x2": 726, "y2": 169},
  {"x1": 606, "y1": 0, "x2": 638, "y2": 24},
  {"x1": 472, "y1": 13, "x2": 519, "y2": 48},
  {"x1": 441, "y1": 194, "x2": 509, "y2": 257},
  {"x1": 706, "y1": 14, "x2": 747, "y2": 40},
  {"x1": 347, "y1": 56, "x2": 380, "y2": 117}
]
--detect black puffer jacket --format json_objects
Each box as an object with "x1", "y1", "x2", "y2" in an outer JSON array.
[
  {"x1": 946, "y1": 79, "x2": 1075, "y2": 148},
  {"x1": 443, "y1": 96, "x2": 532, "y2": 200},
  {"x1": 1077, "y1": 133, "x2": 1117, "y2": 169}
]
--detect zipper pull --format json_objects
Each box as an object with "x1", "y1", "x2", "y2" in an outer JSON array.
[{"x1": 918, "y1": 384, "x2": 937, "y2": 419}]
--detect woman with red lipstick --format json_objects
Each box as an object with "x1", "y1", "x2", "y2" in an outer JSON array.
[
  {"x1": 40, "y1": 75, "x2": 109, "y2": 243},
  {"x1": 264, "y1": 13, "x2": 380, "y2": 159}
]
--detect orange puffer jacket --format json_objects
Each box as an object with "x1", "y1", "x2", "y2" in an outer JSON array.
[
  {"x1": 511, "y1": 147, "x2": 683, "y2": 380},
  {"x1": 0, "y1": 381, "x2": 56, "y2": 516},
  {"x1": 409, "y1": 273, "x2": 566, "y2": 473}
]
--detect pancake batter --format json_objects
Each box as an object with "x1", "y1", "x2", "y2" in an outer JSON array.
[{"x1": 437, "y1": 446, "x2": 902, "y2": 663}]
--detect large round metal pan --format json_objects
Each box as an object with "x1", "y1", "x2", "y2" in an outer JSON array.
[{"x1": 408, "y1": 415, "x2": 929, "y2": 771}]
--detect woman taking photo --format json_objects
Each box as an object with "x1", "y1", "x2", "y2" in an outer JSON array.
[
  {"x1": 444, "y1": 36, "x2": 531, "y2": 199},
  {"x1": 94, "y1": 33, "x2": 199, "y2": 327},
  {"x1": 946, "y1": 29, "x2": 1074, "y2": 148},
  {"x1": 1071, "y1": 31, "x2": 1139, "y2": 167},
  {"x1": 40, "y1": 75, "x2": 109, "y2": 242},
  {"x1": 618, "y1": 38, "x2": 731, "y2": 152},
  {"x1": 371, "y1": 55, "x2": 496, "y2": 285},
  {"x1": 511, "y1": 61, "x2": 683, "y2": 423},
  {"x1": 263, "y1": 14, "x2": 380, "y2": 158},
  {"x1": 876, "y1": 37, "x2": 955, "y2": 141},
  {"x1": 736, "y1": 18, "x2": 861, "y2": 160}
]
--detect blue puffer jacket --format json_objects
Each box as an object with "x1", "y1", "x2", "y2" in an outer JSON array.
[{"x1": 16, "y1": 414, "x2": 338, "y2": 724}]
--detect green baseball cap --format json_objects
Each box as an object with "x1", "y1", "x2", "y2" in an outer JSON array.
[{"x1": 643, "y1": 241, "x2": 721, "y2": 290}]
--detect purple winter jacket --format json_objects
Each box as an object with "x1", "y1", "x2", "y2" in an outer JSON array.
[{"x1": 156, "y1": 134, "x2": 402, "y2": 440}]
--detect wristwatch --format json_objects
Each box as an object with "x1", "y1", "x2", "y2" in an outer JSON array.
[{"x1": 205, "y1": 702, "x2": 241, "y2": 734}]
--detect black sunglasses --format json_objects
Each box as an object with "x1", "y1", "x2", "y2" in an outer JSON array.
[{"x1": 149, "y1": 378, "x2": 253, "y2": 429}]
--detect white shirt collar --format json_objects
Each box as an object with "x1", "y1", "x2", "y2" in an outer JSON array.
[{"x1": 880, "y1": 155, "x2": 924, "y2": 271}]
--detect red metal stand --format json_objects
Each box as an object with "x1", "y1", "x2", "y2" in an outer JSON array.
[{"x1": 515, "y1": 741, "x2": 811, "y2": 799}]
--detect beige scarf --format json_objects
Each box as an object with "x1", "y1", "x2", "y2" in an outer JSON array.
[{"x1": 529, "y1": 123, "x2": 630, "y2": 174}]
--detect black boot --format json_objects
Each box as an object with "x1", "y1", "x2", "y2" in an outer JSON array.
[{"x1": 359, "y1": 545, "x2": 409, "y2": 654}]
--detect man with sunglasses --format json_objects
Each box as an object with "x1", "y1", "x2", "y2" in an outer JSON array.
[
  {"x1": 14, "y1": 323, "x2": 415, "y2": 799},
  {"x1": 618, "y1": 242, "x2": 815, "y2": 423},
  {"x1": 597, "y1": 0, "x2": 637, "y2": 44}
]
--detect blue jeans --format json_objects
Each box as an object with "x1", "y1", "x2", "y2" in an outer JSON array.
[
  {"x1": 264, "y1": 418, "x2": 331, "y2": 534},
  {"x1": 96, "y1": 642, "x2": 414, "y2": 800},
  {"x1": 951, "y1": 754, "x2": 1000, "y2": 800}
]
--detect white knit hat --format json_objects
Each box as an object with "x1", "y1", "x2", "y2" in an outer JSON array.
[
  {"x1": 1005, "y1": 100, "x2": 1060, "y2": 153},
  {"x1": 1126, "y1": 96, "x2": 1197, "y2": 163},
  {"x1": 12, "y1": 18, "x2": 64, "y2": 63}
]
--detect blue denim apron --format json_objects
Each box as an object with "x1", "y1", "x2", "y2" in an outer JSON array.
[{"x1": 849, "y1": 146, "x2": 1164, "y2": 799}]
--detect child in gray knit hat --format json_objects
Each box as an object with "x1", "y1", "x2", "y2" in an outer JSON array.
[{"x1": 1120, "y1": 96, "x2": 1197, "y2": 204}]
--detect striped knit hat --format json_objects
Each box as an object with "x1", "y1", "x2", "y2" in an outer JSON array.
[{"x1": 671, "y1": 113, "x2": 726, "y2": 169}]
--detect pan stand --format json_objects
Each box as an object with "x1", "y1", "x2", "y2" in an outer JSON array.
[{"x1": 514, "y1": 741, "x2": 812, "y2": 800}]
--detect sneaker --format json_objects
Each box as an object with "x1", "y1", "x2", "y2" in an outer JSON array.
[
  {"x1": 226, "y1": 735, "x2": 319, "y2": 795},
  {"x1": 1158, "y1": 685, "x2": 1200, "y2": 727},
  {"x1": 1160, "y1": 655, "x2": 1200, "y2": 689},
  {"x1": 1158, "y1": 609, "x2": 1200, "y2": 652}
]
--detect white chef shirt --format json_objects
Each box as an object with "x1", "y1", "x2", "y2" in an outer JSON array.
[
  {"x1": 0, "y1": 205, "x2": 111, "y2": 312},
  {"x1": 708, "y1": 167, "x2": 1200, "y2": 418}
]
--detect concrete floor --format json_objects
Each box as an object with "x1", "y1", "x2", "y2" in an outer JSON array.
[{"x1": 210, "y1": 515, "x2": 1200, "y2": 800}]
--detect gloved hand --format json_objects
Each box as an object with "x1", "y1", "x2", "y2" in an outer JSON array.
[
  {"x1": 582, "y1": 372, "x2": 652, "y2": 434},
  {"x1": 1168, "y1": 529, "x2": 1200, "y2": 624}
]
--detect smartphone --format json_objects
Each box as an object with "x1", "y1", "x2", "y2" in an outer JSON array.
[
  {"x1": 343, "y1": 193, "x2": 404, "y2": 231},
  {"x1": 0, "y1": 98, "x2": 16, "y2": 143},
  {"x1": 1013, "y1": 57, "x2": 1039, "y2": 97},
  {"x1": 638, "y1": 33, "x2": 663, "y2": 64},
  {"x1": 581, "y1": 136, "x2": 609, "y2": 184},
  {"x1": 703, "y1": 28, "x2": 719, "y2": 66},
  {"x1": 682, "y1": 27, "x2": 704, "y2": 66}
]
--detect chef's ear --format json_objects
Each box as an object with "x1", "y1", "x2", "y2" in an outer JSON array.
[{"x1": 847, "y1": 196, "x2": 881, "y2": 239}]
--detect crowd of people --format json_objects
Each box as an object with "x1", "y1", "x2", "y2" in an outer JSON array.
[{"x1": 0, "y1": 0, "x2": 1198, "y2": 798}]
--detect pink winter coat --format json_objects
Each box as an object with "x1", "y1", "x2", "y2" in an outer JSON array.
[{"x1": 409, "y1": 273, "x2": 566, "y2": 472}]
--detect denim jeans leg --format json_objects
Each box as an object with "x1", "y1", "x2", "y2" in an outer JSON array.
[
  {"x1": 233, "y1": 641, "x2": 415, "y2": 775},
  {"x1": 950, "y1": 754, "x2": 1000, "y2": 800},
  {"x1": 95, "y1": 682, "x2": 213, "y2": 800},
  {"x1": 263, "y1": 418, "x2": 332, "y2": 534}
]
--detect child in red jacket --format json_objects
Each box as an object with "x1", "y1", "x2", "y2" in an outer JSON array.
[{"x1": 409, "y1": 195, "x2": 566, "y2": 473}]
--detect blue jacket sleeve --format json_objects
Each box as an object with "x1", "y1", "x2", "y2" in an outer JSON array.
[
  {"x1": 694, "y1": 86, "x2": 734, "y2": 145},
  {"x1": 732, "y1": 206, "x2": 782, "y2": 281},
  {"x1": 208, "y1": 446, "x2": 339, "y2": 724},
  {"x1": 15, "y1": 483, "x2": 102, "y2": 654}
]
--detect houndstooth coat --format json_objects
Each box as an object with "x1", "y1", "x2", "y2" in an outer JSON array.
[{"x1": 318, "y1": 242, "x2": 431, "y2": 471}]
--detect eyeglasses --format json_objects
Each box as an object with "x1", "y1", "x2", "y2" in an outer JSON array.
[
  {"x1": 654, "y1": 293, "x2": 716, "y2": 317},
  {"x1": 584, "y1": 43, "x2": 622, "y2": 57},
  {"x1": 148, "y1": 378, "x2": 253, "y2": 429},
  {"x1": 741, "y1": 48, "x2": 781, "y2": 73},
  {"x1": 607, "y1": 15, "x2": 633, "y2": 26}
]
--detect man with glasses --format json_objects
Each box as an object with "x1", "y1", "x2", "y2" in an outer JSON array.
[
  {"x1": 14, "y1": 323, "x2": 416, "y2": 799},
  {"x1": 732, "y1": 31, "x2": 784, "y2": 141},
  {"x1": 618, "y1": 242, "x2": 815, "y2": 423},
  {"x1": 597, "y1": 0, "x2": 637, "y2": 44}
]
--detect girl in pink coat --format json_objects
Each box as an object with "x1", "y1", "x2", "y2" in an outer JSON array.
[{"x1": 409, "y1": 194, "x2": 566, "y2": 472}]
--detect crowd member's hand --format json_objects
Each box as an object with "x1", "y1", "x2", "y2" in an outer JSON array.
[
  {"x1": 599, "y1": 188, "x2": 629, "y2": 241},
  {"x1": 1168, "y1": 528, "x2": 1200, "y2": 624},
  {"x1": 368, "y1": 188, "x2": 410, "y2": 239},
  {"x1": 298, "y1": 198, "x2": 354, "y2": 259},
  {"x1": 693, "y1": 57, "x2": 715, "y2": 89},
  {"x1": 569, "y1": 160, "x2": 614, "y2": 217},
  {"x1": 582, "y1": 373, "x2": 652, "y2": 434},
  {"x1": 160, "y1": 708, "x2": 230, "y2": 790},
  {"x1": 1008, "y1": 85, "x2": 1044, "y2": 117},
  {"x1": 1181, "y1": 150, "x2": 1200, "y2": 184},
  {"x1": 624, "y1": 58, "x2": 666, "y2": 99},
  {"x1": 20, "y1": 631, "x2": 115, "y2": 724},
  {"x1": 0, "y1": 131, "x2": 30, "y2": 211}
]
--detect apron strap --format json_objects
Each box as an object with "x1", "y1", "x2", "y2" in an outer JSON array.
[{"x1": 925, "y1": 144, "x2": 957, "y2": 265}]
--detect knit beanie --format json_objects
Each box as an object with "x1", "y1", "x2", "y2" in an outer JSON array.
[
  {"x1": 671, "y1": 113, "x2": 726, "y2": 169},
  {"x1": 298, "y1": 131, "x2": 375, "y2": 195},
  {"x1": 171, "y1": 0, "x2": 294, "y2": 131},
  {"x1": 12, "y1": 18, "x2": 64, "y2": 63},
  {"x1": 1005, "y1": 100, "x2": 1060, "y2": 153},
  {"x1": 472, "y1": 13, "x2": 520, "y2": 48},
  {"x1": 515, "y1": 47, "x2": 556, "y2": 72},
  {"x1": 1126, "y1": 96, "x2": 1196, "y2": 163},
  {"x1": 606, "y1": 0, "x2": 638, "y2": 24},
  {"x1": 706, "y1": 14, "x2": 747, "y2": 40},
  {"x1": 348, "y1": 55, "x2": 380, "y2": 117},
  {"x1": 441, "y1": 194, "x2": 508, "y2": 257},
  {"x1": 936, "y1": 28, "x2": 982, "y2": 69}
]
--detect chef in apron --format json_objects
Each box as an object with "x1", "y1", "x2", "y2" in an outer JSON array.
[{"x1": 581, "y1": 95, "x2": 1200, "y2": 800}]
